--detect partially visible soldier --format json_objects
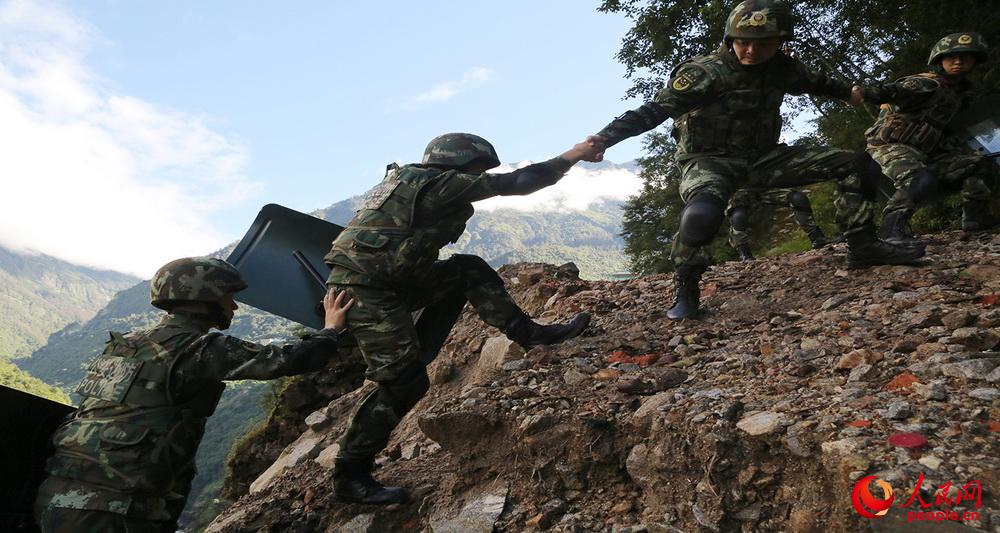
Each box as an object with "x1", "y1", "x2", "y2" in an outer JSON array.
[
  {"x1": 588, "y1": 0, "x2": 923, "y2": 320},
  {"x1": 727, "y1": 187, "x2": 841, "y2": 260},
  {"x1": 324, "y1": 133, "x2": 602, "y2": 504},
  {"x1": 34, "y1": 257, "x2": 354, "y2": 533},
  {"x1": 866, "y1": 32, "x2": 999, "y2": 246}
]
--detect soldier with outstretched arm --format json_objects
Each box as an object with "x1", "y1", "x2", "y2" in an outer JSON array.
[
  {"x1": 587, "y1": 0, "x2": 923, "y2": 320},
  {"x1": 34, "y1": 258, "x2": 354, "y2": 533},
  {"x1": 324, "y1": 134, "x2": 603, "y2": 504},
  {"x1": 865, "y1": 32, "x2": 999, "y2": 246}
]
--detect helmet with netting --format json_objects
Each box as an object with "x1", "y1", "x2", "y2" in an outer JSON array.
[
  {"x1": 928, "y1": 32, "x2": 989, "y2": 65},
  {"x1": 150, "y1": 257, "x2": 247, "y2": 310},
  {"x1": 422, "y1": 133, "x2": 501, "y2": 170},
  {"x1": 725, "y1": 0, "x2": 795, "y2": 42}
]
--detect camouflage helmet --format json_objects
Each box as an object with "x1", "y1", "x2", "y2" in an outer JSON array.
[
  {"x1": 928, "y1": 32, "x2": 989, "y2": 65},
  {"x1": 422, "y1": 133, "x2": 501, "y2": 170},
  {"x1": 149, "y1": 257, "x2": 247, "y2": 310},
  {"x1": 725, "y1": 0, "x2": 795, "y2": 42}
]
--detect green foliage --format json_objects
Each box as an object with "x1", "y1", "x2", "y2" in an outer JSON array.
[
  {"x1": 0, "y1": 359, "x2": 71, "y2": 404},
  {"x1": 621, "y1": 133, "x2": 683, "y2": 274}
]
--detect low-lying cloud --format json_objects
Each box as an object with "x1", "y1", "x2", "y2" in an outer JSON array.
[
  {"x1": 0, "y1": 0, "x2": 256, "y2": 277},
  {"x1": 475, "y1": 162, "x2": 641, "y2": 212}
]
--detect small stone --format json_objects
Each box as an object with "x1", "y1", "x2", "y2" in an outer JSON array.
[
  {"x1": 892, "y1": 337, "x2": 923, "y2": 353},
  {"x1": 800, "y1": 338, "x2": 822, "y2": 350},
  {"x1": 502, "y1": 359, "x2": 532, "y2": 372},
  {"x1": 918, "y1": 455, "x2": 943, "y2": 470},
  {"x1": 942, "y1": 359, "x2": 998, "y2": 381},
  {"x1": 820, "y1": 437, "x2": 864, "y2": 456},
  {"x1": 951, "y1": 327, "x2": 1000, "y2": 351},
  {"x1": 611, "y1": 500, "x2": 634, "y2": 514},
  {"x1": 836, "y1": 349, "x2": 878, "y2": 370},
  {"x1": 736, "y1": 411, "x2": 784, "y2": 436},
  {"x1": 914, "y1": 380, "x2": 948, "y2": 401},
  {"x1": 848, "y1": 363, "x2": 876, "y2": 382},
  {"x1": 668, "y1": 335, "x2": 684, "y2": 347},
  {"x1": 968, "y1": 388, "x2": 1000, "y2": 401},
  {"x1": 563, "y1": 368, "x2": 589, "y2": 386},
  {"x1": 941, "y1": 309, "x2": 972, "y2": 329},
  {"x1": 821, "y1": 294, "x2": 850, "y2": 310},
  {"x1": 884, "y1": 401, "x2": 912, "y2": 420},
  {"x1": 593, "y1": 368, "x2": 622, "y2": 381},
  {"x1": 304, "y1": 409, "x2": 329, "y2": 430},
  {"x1": 401, "y1": 442, "x2": 422, "y2": 460}
]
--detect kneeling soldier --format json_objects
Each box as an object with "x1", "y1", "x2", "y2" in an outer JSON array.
[{"x1": 34, "y1": 257, "x2": 354, "y2": 533}]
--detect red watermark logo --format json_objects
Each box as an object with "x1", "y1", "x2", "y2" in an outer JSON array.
[
  {"x1": 851, "y1": 473, "x2": 982, "y2": 524},
  {"x1": 852, "y1": 476, "x2": 894, "y2": 518}
]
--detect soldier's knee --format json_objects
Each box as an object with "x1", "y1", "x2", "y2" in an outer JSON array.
[
  {"x1": 451, "y1": 254, "x2": 503, "y2": 286},
  {"x1": 850, "y1": 152, "x2": 883, "y2": 199},
  {"x1": 381, "y1": 361, "x2": 429, "y2": 417},
  {"x1": 729, "y1": 206, "x2": 752, "y2": 231},
  {"x1": 679, "y1": 193, "x2": 726, "y2": 247},
  {"x1": 905, "y1": 169, "x2": 938, "y2": 205},
  {"x1": 785, "y1": 190, "x2": 811, "y2": 211}
]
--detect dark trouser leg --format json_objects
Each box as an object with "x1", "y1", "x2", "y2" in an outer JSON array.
[
  {"x1": 869, "y1": 143, "x2": 938, "y2": 244},
  {"x1": 668, "y1": 192, "x2": 726, "y2": 319},
  {"x1": 35, "y1": 507, "x2": 163, "y2": 533},
  {"x1": 785, "y1": 190, "x2": 836, "y2": 248},
  {"x1": 727, "y1": 204, "x2": 754, "y2": 260}
]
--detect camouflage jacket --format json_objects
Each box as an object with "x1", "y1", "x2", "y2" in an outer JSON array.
[
  {"x1": 36, "y1": 313, "x2": 341, "y2": 520},
  {"x1": 325, "y1": 159, "x2": 569, "y2": 288},
  {"x1": 865, "y1": 72, "x2": 974, "y2": 152},
  {"x1": 596, "y1": 45, "x2": 853, "y2": 159}
]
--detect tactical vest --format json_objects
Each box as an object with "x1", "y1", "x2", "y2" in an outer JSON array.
[
  {"x1": 867, "y1": 73, "x2": 969, "y2": 152},
  {"x1": 672, "y1": 51, "x2": 785, "y2": 158},
  {"x1": 325, "y1": 164, "x2": 475, "y2": 286},
  {"x1": 43, "y1": 324, "x2": 224, "y2": 518}
]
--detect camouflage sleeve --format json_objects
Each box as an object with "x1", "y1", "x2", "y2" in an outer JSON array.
[
  {"x1": 420, "y1": 157, "x2": 573, "y2": 205},
  {"x1": 488, "y1": 157, "x2": 572, "y2": 196},
  {"x1": 784, "y1": 56, "x2": 853, "y2": 101},
  {"x1": 595, "y1": 63, "x2": 713, "y2": 147},
  {"x1": 174, "y1": 328, "x2": 341, "y2": 382},
  {"x1": 863, "y1": 75, "x2": 938, "y2": 107}
]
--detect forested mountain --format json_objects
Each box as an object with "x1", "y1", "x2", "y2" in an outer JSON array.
[{"x1": 0, "y1": 245, "x2": 137, "y2": 361}]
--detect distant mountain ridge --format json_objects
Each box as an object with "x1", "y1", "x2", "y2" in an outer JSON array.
[{"x1": 0, "y1": 245, "x2": 137, "y2": 360}]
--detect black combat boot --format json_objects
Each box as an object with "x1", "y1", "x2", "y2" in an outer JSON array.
[
  {"x1": 666, "y1": 265, "x2": 704, "y2": 320},
  {"x1": 807, "y1": 227, "x2": 843, "y2": 249},
  {"x1": 878, "y1": 210, "x2": 924, "y2": 247},
  {"x1": 846, "y1": 225, "x2": 925, "y2": 269},
  {"x1": 334, "y1": 463, "x2": 410, "y2": 505},
  {"x1": 505, "y1": 312, "x2": 591, "y2": 349},
  {"x1": 735, "y1": 245, "x2": 754, "y2": 261},
  {"x1": 962, "y1": 200, "x2": 1000, "y2": 232}
]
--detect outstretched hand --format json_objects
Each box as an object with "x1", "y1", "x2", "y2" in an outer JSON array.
[
  {"x1": 563, "y1": 136, "x2": 606, "y2": 163},
  {"x1": 848, "y1": 85, "x2": 865, "y2": 107},
  {"x1": 322, "y1": 288, "x2": 355, "y2": 332}
]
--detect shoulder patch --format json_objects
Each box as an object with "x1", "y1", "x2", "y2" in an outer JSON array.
[
  {"x1": 669, "y1": 64, "x2": 708, "y2": 93},
  {"x1": 898, "y1": 75, "x2": 939, "y2": 91}
]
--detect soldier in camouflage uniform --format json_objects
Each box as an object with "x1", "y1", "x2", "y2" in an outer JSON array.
[
  {"x1": 324, "y1": 133, "x2": 601, "y2": 504},
  {"x1": 588, "y1": 0, "x2": 922, "y2": 319},
  {"x1": 34, "y1": 257, "x2": 354, "y2": 533},
  {"x1": 866, "y1": 32, "x2": 998, "y2": 245},
  {"x1": 727, "y1": 187, "x2": 840, "y2": 260}
]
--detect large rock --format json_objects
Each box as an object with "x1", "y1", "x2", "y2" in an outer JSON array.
[
  {"x1": 736, "y1": 411, "x2": 785, "y2": 436},
  {"x1": 476, "y1": 337, "x2": 525, "y2": 380},
  {"x1": 430, "y1": 484, "x2": 509, "y2": 533},
  {"x1": 249, "y1": 432, "x2": 326, "y2": 494}
]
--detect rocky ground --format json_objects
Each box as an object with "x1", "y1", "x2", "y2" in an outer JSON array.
[{"x1": 206, "y1": 230, "x2": 1000, "y2": 533}]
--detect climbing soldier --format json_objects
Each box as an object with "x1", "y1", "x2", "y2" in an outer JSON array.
[
  {"x1": 34, "y1": 257, "x2": 354, "y2": 533},
  {"x1": 866, "y1": 32, "x2": 999, "y2": 246},
  {"x1": 324, "y1": 134, "x2": 603, "y2": 504},
  {"x1": 587, "y1": 0, "x2": 923, "y2": 320}
]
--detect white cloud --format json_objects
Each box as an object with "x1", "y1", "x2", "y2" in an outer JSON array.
[
  {"x1": 0, "y1": 0, "x2": 256, "y2": 277},
  {"x1": 404, "y1": 67, "x2": 494, "y2": 110},
  {"x1": 475, "y1": 162, "x2": 642, "y2": 212}
]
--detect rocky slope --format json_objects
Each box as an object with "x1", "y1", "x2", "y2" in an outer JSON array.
[{"x1": 210, "y1": 231, "x2": 997, "y2": 532}]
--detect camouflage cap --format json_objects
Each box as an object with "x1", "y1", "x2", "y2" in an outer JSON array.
[
  {"x1": 928, "y1": 32, "x2": 989, "y2": 65},
  {"x1": 422, "y1": 133, "x2": 501, "y2": 170},
  {"x1": 149, "y1": 257, "x2": 248, "y2": 310},
  {"x1": 725, "y1": 0, "x2": 795, "y2": 41}
]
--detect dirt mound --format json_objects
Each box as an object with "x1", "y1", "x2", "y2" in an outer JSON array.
[{"x1": 207, "y1": 231, "x2": 1000, "y2": 533}]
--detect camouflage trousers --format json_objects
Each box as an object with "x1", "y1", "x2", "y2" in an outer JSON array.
[
  {"x1": 34, "y1": 507, "x2": 171, "y2": 533},
  {"x1": 672, "y1": 145, "x2": 874, "y2": 267},
  {"x1": 332, "y1": 254, "x2": 524, "y2": 467},
  {"x1": 869, "y1": 142, "x2": 994, "y2": 216},
  {"x1": 726, "y1": 187, "x2": 820, "y2": 249}
]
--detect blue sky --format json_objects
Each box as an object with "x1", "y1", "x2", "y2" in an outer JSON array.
[{"x1": 0, "y1": 0, "x2": 650, "y2": 275}]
